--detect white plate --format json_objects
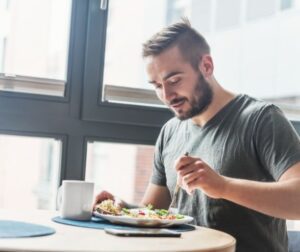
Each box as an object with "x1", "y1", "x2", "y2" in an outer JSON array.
[{"x1": 93, "y1": 209, "x2": 193, "y2": 227}]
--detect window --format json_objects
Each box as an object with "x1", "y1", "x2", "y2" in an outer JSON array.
[
  {"x1": 0, "y1": 134, "x2": 61, "y2": 210},
  {"x1": 246, "y1": 0, "x2": 276, "y2": 21},
  {"x1": 209, "y1": 0, "x2": 300, "y2": 119},
  {"x1": 102, "y1": 0, "x2": 171, "y2": 106},
  {"x1": 92, "y1": 0, "x2": 300, "y2": 120},
  {"x1": 0, "y1": 1, "x2": 164, "y2": 211},
  {"x1": 0, "y1": 0, "x2": 72, "y2": 96},
  {"x1": 280, "y1": 0, "x2": 293, "y2": 10},
  {"x1": 81, "y1": 0, "x2": 172, "y2": 126},
  {"x1": 215, "y1": 0, "x2": 241, "y2": 30},
  {"x1": 85, "y1": 141, "x2": 154, "y2": 204}
]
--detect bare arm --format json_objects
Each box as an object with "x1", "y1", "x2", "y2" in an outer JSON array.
[
  {"x1": 177, "y1": 155, "x2": 300, "y2": 219},
  {"x1": 222, "y1": 163, "x2": 300, "y2": 219},
  {"x1": 141, "y1": 183, "x2": 171, "y2": 209}
]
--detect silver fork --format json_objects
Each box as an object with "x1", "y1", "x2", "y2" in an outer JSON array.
[
  {"x1": 169, "y1": 152, "x2": 189, "y2": 210},
  {"x1": 168, "y1": 184, "x2": 180, "y2": 210}
]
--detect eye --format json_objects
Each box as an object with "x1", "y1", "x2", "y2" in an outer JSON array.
[{"x1": 168, "y1": 78, "x2": 180, "y2": 85}]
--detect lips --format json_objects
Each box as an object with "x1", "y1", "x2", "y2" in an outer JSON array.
[{"x1": 170, "y1": 99, "x2": 186, "y2": 110}]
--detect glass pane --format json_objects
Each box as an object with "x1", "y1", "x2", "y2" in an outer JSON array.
[
  {"x1": 280, "y1": 0, "x2": 293, "y2": 10},
  {"x1": 287, "y1": 219, "x2": 300, "y2": 230},
  {"x1": 103, "y1": 0, "x2": 169, "y2": 91},
  {"x1": 85, "y1": 142, "x2": 154, "y2": 204},
  {"x1": 0, "y1": 134, "x2": 62, "y2": 210},
  {"x1": 210, "y1": 3, "x2": 300, "y2": 119},
  {"x1": 0, "y1": 0, "x2": 72, "y2": 96},
  {"x1": 103, "y1": 0, "x2": 300, "y2": 118},
  {"x1": 246, "y1": 0, "x2": 276, "y2": 21}
]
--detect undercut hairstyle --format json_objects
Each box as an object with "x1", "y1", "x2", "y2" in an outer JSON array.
[{"x1": 142, "y1": 18, "x2": 210, "y2": 70}]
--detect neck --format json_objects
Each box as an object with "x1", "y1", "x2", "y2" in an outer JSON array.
[{"x1": 191, "y1": 80, "x2": 236, "y2": 127}]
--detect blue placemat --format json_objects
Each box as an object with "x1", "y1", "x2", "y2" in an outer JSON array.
[
  {"x1": 52, "y1": 216, "x2": 195, "y2": 232},
  {"x1": 0, "y1": 220, "x2": 56, "y2": 238}
]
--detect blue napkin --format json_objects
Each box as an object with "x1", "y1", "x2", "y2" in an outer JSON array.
[
  {"x1": 0, "y1": 220, "x2": 55, "y2": 238},
  {"x1": 52, "y1": 216, "x2": 195, "y2": 232}
]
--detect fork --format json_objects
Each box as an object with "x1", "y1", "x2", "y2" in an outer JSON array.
[
  {"x1": 169, "y1": 184, "x2": 180, "y2": 210},
  {"x1": 169, "y1": 152, "x2": 189, "y2": 210}
]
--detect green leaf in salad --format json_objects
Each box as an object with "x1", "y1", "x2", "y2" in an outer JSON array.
[
  {"x1": 146, "y1": 204, "x2": 153, "y2": 210},
  {"x1": 155, "y1": 209, "x2": 169, "y2": 216},
  {"x1": 121, "y1": 208, "x2": 130, "y2": 214},
  {"x1": 175, "y1": 214, "x2": 184, "y2": 219}
]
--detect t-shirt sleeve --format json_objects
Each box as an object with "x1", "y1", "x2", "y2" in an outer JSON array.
[
  {"x1": 151, "y1": 125, "x2": 167, "y2": 186},
  {"x1": 254, "y1": 105, "x2": 300, "y2": 180}
]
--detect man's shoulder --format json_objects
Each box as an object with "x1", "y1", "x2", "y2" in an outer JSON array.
[
  {"x1": 163, "y1": 117, "x2": 186, "y2": 132},
  {"x1": 164, "y1": 116, "x2": 181, "y2": 126},
  {"x1": 158, "y1": 117, "x2": 187, "y2": 142},
  {"x1": 234, "y1": 95, "x2": 289, "y2": 131},
  {"x1": 238, "y1": 94, "x2": 278, "y2": 117},
  {"x1": 240, "y1": 94, "x2": 270, "y2": 109}
]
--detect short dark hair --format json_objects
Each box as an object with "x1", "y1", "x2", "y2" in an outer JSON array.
[{"x1": 142, "y1": 18, "x2": 210, "y2": 70}]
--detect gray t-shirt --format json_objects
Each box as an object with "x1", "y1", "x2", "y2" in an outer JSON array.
[{"x1": 151, "y1": 94, "x2": 300, "y2": 252}]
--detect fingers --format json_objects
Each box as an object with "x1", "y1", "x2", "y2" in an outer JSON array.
[
  {"x1": 177, "y1": 160, "x2": 205, "y2": 187},
  {"x1": 185, "y1": 177, "x2": 202, "y2": 195},
  {"x1": 182, "y1": 168, "x2": 203, "y2": 186},
  {"x1": 181, "y1": 166, "x2": 204, "y2": 193},
  {"x1": 176, "y1": 155, "x2": 225, "y2": 199},
  {"x1": 177, "y1": 159, "x2": 209, "y2": 194},
  {"x1": 187, "y1": 174, "x2": 210, "y2": 195},
  {"x1": 93, "y1": 190, "x2": 115, "y2": 209},
  {"x1": 178, "y1": 160, "x2": 205, "y2": 176},
  {"x1": 175, "y1": 155, "x2": 198, "y2": 171}
]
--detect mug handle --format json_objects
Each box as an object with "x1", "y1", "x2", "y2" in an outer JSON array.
[{"x1": 56, "y1": 185, "x2": 62, "y2": 211}]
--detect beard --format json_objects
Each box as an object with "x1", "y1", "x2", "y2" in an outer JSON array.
[{"x1": 170, "y1": 73, "x2": 213, "y2": 120}]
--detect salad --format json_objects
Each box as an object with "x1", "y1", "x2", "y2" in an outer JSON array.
[{"x1": 95, "y1": 199, "x2": 184, "y2": 220}]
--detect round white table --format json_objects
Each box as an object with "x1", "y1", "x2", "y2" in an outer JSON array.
[{"x1": 0, "y1": 209, "x2": 236, "y2": 252}]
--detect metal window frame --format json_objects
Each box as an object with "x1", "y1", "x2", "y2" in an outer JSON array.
[
  {"x1": 103, "y1": 84, "x2": 164, "y2": 107},
  {"x1": 0, "y1": 74, "x2": 65, "y2": 98},
  {"x1": 0, "y1": 0, "x2": 163, "y2": 187},
  {"x1": 81, "y1": 0, "x2": 172, "y2": 127}
]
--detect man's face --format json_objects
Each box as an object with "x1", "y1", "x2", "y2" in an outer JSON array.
[
  {"x1": 146, "y1": 46, "x2": 213, "y2": 120},
  {"x1": 176, "y1": 72, "x2": 213, "y2": 120}
]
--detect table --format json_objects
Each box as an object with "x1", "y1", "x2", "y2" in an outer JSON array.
[{"x1": 0, "y1": 209, "x2": 236, "y2": 252}]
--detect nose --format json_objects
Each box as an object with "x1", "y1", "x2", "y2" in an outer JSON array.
[{"x1": 161, "y1": 85, "x2": 176, "y2": 103}]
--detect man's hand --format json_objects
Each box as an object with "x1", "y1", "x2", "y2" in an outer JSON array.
[
  {"x1": 175, "y1": 156, "x2": 300, "y2": 219},
  {"x1": 93, "y1": 190, "x2": 125, "y2": 210},
  {"x1": 175, "y1": 155, "x2": 228, "y2": 198}
]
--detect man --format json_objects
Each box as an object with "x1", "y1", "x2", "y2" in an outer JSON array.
[{"x1": 94, "y1": 19, "x2": 300, "y2": 251}]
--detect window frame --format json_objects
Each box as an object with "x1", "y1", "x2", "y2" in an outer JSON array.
[
  {"x1": 81, "y1": 0, "x2": 172, "y2": 127},
  {"x1": 0, "y1": 0, "x2": 73, "y2": 102},
  {"x1": 0, "y1": 0, "x2": 163, "y2": 190},
  {"x1": 0, "y1": 74, "x2": 66, "y2": 98}
]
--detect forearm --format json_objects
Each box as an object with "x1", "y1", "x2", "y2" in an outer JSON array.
[
  {"x1": 141, "y1": 184, "x2": 171, "y2": 209},
  {"x1": 222, "y1": 177, "x2": 300, "y2": 219}
]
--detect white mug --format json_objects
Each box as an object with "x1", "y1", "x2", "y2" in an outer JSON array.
[{"x1": 57, "y1": 180, "x2": 94, "y2": 220}]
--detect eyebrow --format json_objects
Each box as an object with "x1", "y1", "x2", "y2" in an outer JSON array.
[{"x1": 148, "y1": 71, "x2": 183, "y2": 84}]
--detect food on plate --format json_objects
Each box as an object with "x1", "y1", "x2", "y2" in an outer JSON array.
[
  {"x1": 95, "y1": 200, "x2": 185, "y2": 220},
  {"x1": 95, "y1": 199, "x2": 121, "y2": 215}
]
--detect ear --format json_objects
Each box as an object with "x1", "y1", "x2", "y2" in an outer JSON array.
[{"x1": 198, "y1": 54, "x2": 214, "y2": 77}]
